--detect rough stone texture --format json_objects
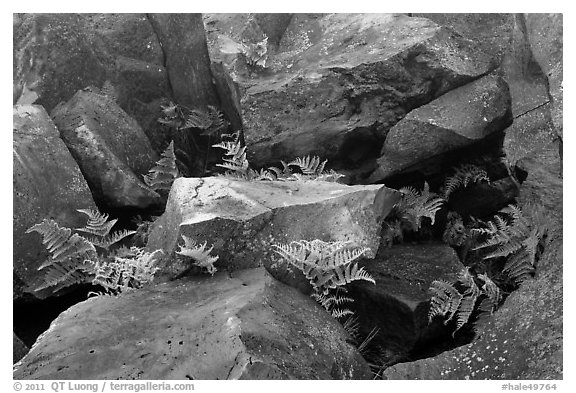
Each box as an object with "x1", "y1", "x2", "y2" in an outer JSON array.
[
  {"x1": 13, "y1": 105, "x2": 98, "y2": 300},
  {"x1": 13, "y1": 333, "x2": 29, "y2": 364},
  {"x1": 13, "y1": 268, "x2": 372, "y2": 380},
  {"x1": 206, "y1": 13, "x2": 495, "y2": 181},
  {"x1": 13, "y1": 14, "x2": 112, "y2": 110},
  {"x1": 148, "y1": 13, "x2": 220, "y2": 110},
  {"x1": 523, "y1": 14, "x2": 563, "y2": 138},
  {"x1": 51, "y1": 91, "x2": 161, "y2": 210},
  {"x1": 147, "y1": 177, "x2": 400, "y2": 284},
  {"x1": 348, "y1": 242, "x2": 464, "y2": 362},
  {"x1": 369, "y1": 74, "x2": 512, "y2": 182}
]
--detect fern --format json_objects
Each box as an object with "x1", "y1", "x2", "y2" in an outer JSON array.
[
  {"x1": 212, "y1": 132, "x2": 252, "y2": 179},
  {"x1": 443, "y1": 164, "x2": 490, "y2": 199},
  {"x1": 272, "y1": 239, "x2": 374, "y2": 295},
  {"x1": 428, "y1": 269, "x2": 502, "y2": 335},
  {"x1": 391, "y1": 181, "x2": 444, "y2": 232},
  {"x1": 143, "y1": 141, "x2": 180, "y2": 192},
  {"x1": 472, "y1": 204, "x2": 549, "y2": 285},
  {"x1": 241, "y1": 35, "x2": 269, "y2": 68},
  {"x1": 311, "y1": 290, "x2": 355, "y2": 320},
  {"x1": 76, "y1": 209, "x2": 136, "y2": 250},
  {"x1": 92, "y1": 247, "x2": 162, "y2": 295},
  {"x1": 26, "y1": 219, "x2": 98, "y2": 291},
  {"x1": 288, "y1": 155, "x2": 327, "y2": 176},
  {"x1": 176, "y1": 235, "x2": 219, "y2": 276}
]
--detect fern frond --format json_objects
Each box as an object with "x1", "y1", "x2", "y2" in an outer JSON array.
[
  {"x1": 455, "y1": 293, "x2": 477, "y2": 333},
  {"x1": 76, "y1": 209, "x2": 117, "y2": 237},
  {"x1": 331, "y1": 308, "x2": 354, "y2": 319},
  {"x1": 90, "y1": 229, "x2": 137, "y2": 250},
  {"x1": 443, "y1": 164, "x2": 490, "y2": 199},
  {"x1": 394, "y1": 182, "x2": 444, "y2": 231},
  {"x1": 176, "y1": 235, "x2": 219, "y2": 275},
  {"x1": 428, "y1": 280, "x2": 462, "y2": 323},
  {"x1": 477, "y1": 273, "x2": 501, "y2": 314},
  {"x1": 143, "y1": 141, "x2": 179, "y2": 191},
  {"x1": 35, "y1": 260, "x2": 93, "y2": 291},
  {"x1": 288, "y1": 155, "x2": 327, "y2": 176}
]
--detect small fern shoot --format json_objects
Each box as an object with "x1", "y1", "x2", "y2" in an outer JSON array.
[
  {"x1": 176, "y1": 235, "x2": 219, "y2": 276},
  {"x1": 212, "y1": 132, "x2": 251, "y2": 179},
  {"x1": 443, "y1": 164, "x2": 490, "y2": 199},
  {"x1": 143, "y1": 140, "x2": 180, "y2": 192},
  {"x1": 272, "y1": 239, "x2": 374, "y2": 295},
  {"x1": 392, "y1": 181, "x2": 444, "y2": 232}
]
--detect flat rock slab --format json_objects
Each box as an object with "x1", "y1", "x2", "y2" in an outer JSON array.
[
  {"x1": 51, "y1": 90, "x2": 161, "y2": 210},
  {"x1": 369, "y1": 74, "x2": 512, "y2": 182},
  {"x1": 146, "y1": 177, "x2": 400, "y2": 284},
  {"x1": 13, "y1": 268, "x2": 372, "y2": 380},
  {"x1": 348, "y1": 242, "x2": 464, "y2": 358},
  {"x1": 13, "y1": 105, "x2": 97, "y2": 300}
]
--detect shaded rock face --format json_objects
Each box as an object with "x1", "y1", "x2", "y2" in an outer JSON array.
[
  {"x1": 206, "y1": 13, "x2": 495, "y2": 181},
  {"x1": 13, "y1": 105, "x2": 97, "y2": 300},
  {"x1": 13, "y1": 333, "x2": 29, "y2": 364},
  {"x1": 348, "y1": 242, "x2": 464, "y2": 362},
  {"x1": 13, "y1": 268, "x2": 372, "y2": 380},
  {"x1": 146, "y1": 177, "x2": 400, "y2": 285},
  {"x1": 51, "y1": 90, "x2": 161, "y2": 210},
  {"x1": 368, "y1": 74, "x2": 512, "y2": 183}
]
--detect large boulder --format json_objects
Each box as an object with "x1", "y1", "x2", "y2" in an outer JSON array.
[
  {"x1": 51, "y1": 90, "x2": 161, "y2": 210},
  {"x1": 368, "y1": 74, "x2": 512, "y2": 182},
  {"x1": 348, "y1": 242, "x2": 464, "y2": 363},
  {"x1": 13, "y1": 268, "x2": 372, "y2": 380},
  {"x1": 523, "y1": 14, "x2": 563, "y2": 137},
  {"x1": 13, "y1": 105, "x2": 98, "y2": 300},
  {"x1": 207, "y1": 14, "x2": 495, "y2": 181},
  {"x1": 147, "y1": 177, "x2": 400, "y2": 286}
]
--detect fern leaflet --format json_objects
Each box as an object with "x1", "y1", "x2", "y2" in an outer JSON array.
[
  {"x1": 143, "y1": 140, "x2": 180, "y2": 191},
  {"x1": 76, "y1": 209, "x2": 117, "y2": 237},
  {"x1": 176, "y1": 235, "x2": 219, "y2": 276},
  {"x1": 443, "y1": 164, "x2": 490, "y2": 199}
]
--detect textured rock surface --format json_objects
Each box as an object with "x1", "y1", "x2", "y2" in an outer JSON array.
[
  {"x1": 13, "y1": 105, "x2": 97, "y2": 300},
  {"x1": 207, "y1": 13, "x2": 495, "y2": 181},
  {"x1": 369, "y1": 74, "x2": 512, "y2": 182},
  {"x1": 147, "y1": 177, "x2": 400, "y2": 286},
  {"x1": 13, "y1": 268, "x2": 372, "y2": 380},
  {"x1": 51, "y1": 90, "x2": 161, "y2": 210},
  {"x1": 348, "y1": 242, "x2": 464, "y2": 360}
]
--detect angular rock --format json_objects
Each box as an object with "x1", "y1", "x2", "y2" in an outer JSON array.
[
  {"x1": 13, "y1": 268, "x2": 372, "y2": 380},
  {"x1": 147, "y1": 177, "x2": 400, "y2": 286},
  {"x1": 369, "y1": 74, "x2": 512, "y2": 182},
  {"x1": 523, "y1": 14, "x2": 563, "y2": 137},
  {"x1": 51, "y1": 90, "x2": 161, "y2": 210},
  {"x1": 348, "y1": 242, "x2": 464, "y2": 362},
  {"x1": 13, "y1": 105, "x2": 98, "y2": 298},
  {"x1": 234, "y1": 14, "x2": 495, "y2": 178},
  {"x1": 13, "y1": 14, "x2": 112, "y2": 111},
  {"x1": 13, "y1": 333, "x2": 29, "y2": 364},
  {"x1": 13, "y1": 105, "x2": 98, "y2": 299}
]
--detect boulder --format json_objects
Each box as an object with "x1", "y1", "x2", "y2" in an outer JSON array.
[
  {"x1": 51, "y1": 90, "x2": 161, "y2": 210},
  {"x1": 146, "y1": 177, "x2": 400, "y2": 286},
  {"x1": 13, "y1": 14, "x2": 112, "y2": 111},
  {"x1": 348, "y1": 242, "x2": 464, "y2": 363},
  {"x1": 13, "y1": 268, "x2": 372, "y2": 380},
  {"x1": 13, "y1": 105, "x2": 98, "y2": 299},
  {"x1": 207, "y1": 14, "x2": 495, "y2": 181},
  {"x1": 523, "y1": 14, "x2": 563, "y2": 137},
  {"x1": 13, "y1": 333, "x2": 29, "y2": 364},
  {"x1": 368, "y1": 74, "x2": 512, "y2": 182}
]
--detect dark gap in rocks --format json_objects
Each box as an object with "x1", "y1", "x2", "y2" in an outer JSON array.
[
  {"x1": 334, "y1": 126, "x2": 384, "y2": 171},
  {"x1": 13, "y1": 284, "x2": 95, "y2": 348}
]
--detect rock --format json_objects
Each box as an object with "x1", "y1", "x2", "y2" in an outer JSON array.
[
  {"x1": 13, "y1": 105, "x2": 98, "y2": 300},
  {"x1": 146, "y1": 177, "x2": 400, "y2": 287},
  {"x1": 13, "y1": 333, "x2": 29, "y2": 364},
  {"x1": 446, "y1": 176, "x2": 520, "y2": 219},
  {"x1": 13, "y1": 268, "x2": 372, "y2": 380},
  {"x1": 148, "y1": 14, "x2": 220, "y2": 110},
  {"x1": 348, "y1": 242, "x2": 464, "y2": 362},
  {"x1": 211, "y1": 62, "x2": 244, "y2": 133},
  {"x1": 382, "y1": 237, "x2": 562, "y2": 380},
  {"x1": 523, "y1": 14, "x2": 563, "y2": 137},
  {"x1": 207, "y1": 14, "x2": 494, "y2": 180},
  {"x1": 13, "y1": 14, "x2": 111, "y2": 111},
  {"x1": 253, "y1": 14, "x2": 294, "y2": 48},
  {"x1": 368, "y1": 74, "x2": 512, "y2": 183},
  {"x1": 51, "y1": 90, "x2": 161, "y2": 210}
]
